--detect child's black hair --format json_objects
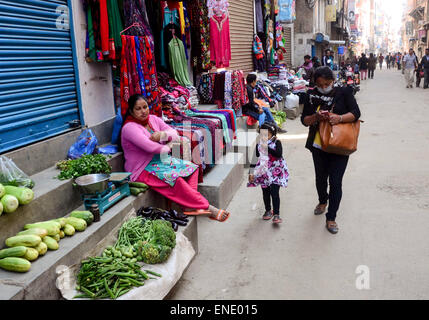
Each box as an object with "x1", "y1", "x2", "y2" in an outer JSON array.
[{"x1": 260, "y1": 121, "x2": 277, "y2": 139}]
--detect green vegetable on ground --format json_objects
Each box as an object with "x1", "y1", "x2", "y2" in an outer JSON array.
[
  {"x1": 1, "y1": 194, "x2": 19, "y2": 213},
  {"x1": 34, "y1": 242, "x2": 48, "y2": 256},
  {"x1": 0, "y1": 201, "x2": 3, "y2": 216},
  {"x1": 24, "y1": 248, "x2": 39, "y2": 261},
  {"x1": 0, "y1": 183, "x2": 5, "y2": 198},
  {"x1": 5, "y1": 235, "x2": 41, "y2": 248},
  {"x1": 128, "y1": 182, "x2": 149, "y2": 189},
  {"x1": 18, "y1": 228, "x2": 48, "y2": 238},
  {"x1": 3, "y1": 186, "x2": 34, "y2": 205},
  {"x1": 63, "y1": 224, "x2": 76, "y2": 236},
  {"x1": 0, "y1": 246, "x2": 28, "y2": 259},
  {"x1": 70, "y1": 211, "x2": 94, "y2": 225},
  {"x1": 64, "y1": 217, "x2": 87, "y2": 231},
  {"x1": 56, "y1": 154, "x2": 112, "y2": 180},
  {"x1": 24, "y1": 222, "x2": 60, "y2": 236},
  {"x1": 43, "y1": 236, "x2": 59, "y2": 250},
  {"x1": 0, "y1": 257, "x2": 31, "y2": 273},
  {"x1": 130, "y1": 187, "x2": 147, "y2": 196}
]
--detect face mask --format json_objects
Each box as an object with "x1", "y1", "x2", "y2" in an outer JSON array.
[{"x1": 317, "y1": 85, "x2": 333, "y2": 94}]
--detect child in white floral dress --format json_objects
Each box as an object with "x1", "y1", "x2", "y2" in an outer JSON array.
[{"x1": 248, "y1": 122, "x2": 289, "y2": 223}]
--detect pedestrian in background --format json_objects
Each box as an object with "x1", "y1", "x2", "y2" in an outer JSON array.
[
  {"x1": 248, "y1": 122, "x2": 289, "y2": 224},
  {"x1": 312, "y1": 56, "x2": 321, "y2": 68},
  {"x1": 368, "y1": 53, "x2": 377, "y2": 79},
  {"x1": 301, "y1": 67, "x2": 361, "y2": 235},
  {"x1": 403, "y1": 48, "x2": 418, "y2": 88},
  {"x1": 386, "y1": 54, "x2": 391, "y2": 69},
  {"x1": 420, "y1": 48, "x2": 429, "y2": 89},
  {"x1": 358, "y1": 53, "x2": 369, "y2": 80},
  {"x1": 416, "y1": 62, "x2": 423, "y2": 88},
  {"x1": 378, "y1": 53, "x2": 384, "y2": 70},
  {"x1": 396, "y1": 52, "x2": 402, "y2": 70}
]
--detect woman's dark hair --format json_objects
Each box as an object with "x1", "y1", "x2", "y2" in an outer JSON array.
[
  {"x1": 118, "y1": 94, "x2": 148, "y2": 151},
  {"x1": 313, "y1": 66, "x2": 335, "y2": 82},
  {"x1": 304, "y1": 55, "x2": 311, "y2": 60},
  {"x1": 246, "y1": 73, "x2": 257, "y2": 84},
  {"x1": 260, "y1": 121, "x2": 277, "y2": 138}
]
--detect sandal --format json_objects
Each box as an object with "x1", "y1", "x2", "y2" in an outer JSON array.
[
  {"x1": 326, "y1": 221, "x2": 339, "y2": 234},
  {"x1": 262, "y1": 210, "x2": 274, "y2": 220},
  {"x1": 272, "y1": 215, "x2": 282, "y2": 224},
  {"x1": 183, "y1": 209, "x2": 212, "y2": 216},
  {"x1": 209, "y1": 209, "x2": 230, "y2": 222},
  {"x1": 314, "y1": 203, "x2": 327, "y2": 215}
]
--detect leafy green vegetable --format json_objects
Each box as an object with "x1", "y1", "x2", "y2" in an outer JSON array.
[
  {"x1": 115, "y1": 217, "x2": 176, "y2": 264},
  {"x1": 56, "y1": 154, "x2": 112, "y2": 180}
]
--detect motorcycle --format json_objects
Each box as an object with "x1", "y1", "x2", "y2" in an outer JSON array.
[{"x1": 335, "y1": 65, "x2": 360, "y2": 95}]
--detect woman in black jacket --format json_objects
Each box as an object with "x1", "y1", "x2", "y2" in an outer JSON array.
[{"x1": 301, "y1": 67, "x2": 361, "y2": 234}]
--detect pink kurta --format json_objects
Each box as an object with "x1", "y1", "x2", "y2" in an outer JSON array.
[{"x1": 210, "y1": 13, "x2": 231, "y2": 68}]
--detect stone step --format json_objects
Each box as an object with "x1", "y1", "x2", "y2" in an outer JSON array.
[
  {"x1": 0, "y1": 190, "x2": 198, "y2": 300},
  {"x1": 197, "y1": 152, "x2": 244, "y2": 209},
  {"x1": 0, "y1": 152, "x2": 124, "y2": 247}
]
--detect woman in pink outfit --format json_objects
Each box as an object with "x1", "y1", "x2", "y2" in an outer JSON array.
[{"x1": 120, "y1": 94, "x2": 230, "y2": 222}]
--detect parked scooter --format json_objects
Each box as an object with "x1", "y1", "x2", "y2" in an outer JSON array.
[{"x1": 335, "y1": 65, "x2": 360, "y2": 95}]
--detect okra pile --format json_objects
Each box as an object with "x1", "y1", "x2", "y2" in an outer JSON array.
[{"x1": 74, "y1": 256, "x2": 161, "y2": 299}]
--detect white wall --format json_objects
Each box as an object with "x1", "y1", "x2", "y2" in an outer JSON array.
[
  {"x1": 294, "y1": 33, "x2": 314, "y2": 67},
  {"x1": 71, "y1": 0, "x2": 115, "y2": 127}
]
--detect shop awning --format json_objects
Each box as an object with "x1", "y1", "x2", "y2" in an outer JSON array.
[{"x1": 409, "y1": 6, "x2": 424, "y2": 20}]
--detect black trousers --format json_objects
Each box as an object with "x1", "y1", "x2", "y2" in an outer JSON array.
[
  {"x1": 369, "y1": 68, "x2": 374, "y2": 78},
  {"x1": 311, "y1": 148, "x2": 349, "y2": 221},
  {"x1": 262, "y1": 184, "x2": 280, "y2": 215}
]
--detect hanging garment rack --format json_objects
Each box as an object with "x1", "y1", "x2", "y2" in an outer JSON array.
[{"x1": 120, "y1": 22, "x2": 143, "y2": 35}]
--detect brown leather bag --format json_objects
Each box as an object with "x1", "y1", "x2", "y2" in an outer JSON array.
[{"x1": 319, "y1": 114, "x2": 362, "y2": 156}]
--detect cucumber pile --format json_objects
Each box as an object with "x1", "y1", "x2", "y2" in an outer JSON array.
[
  {"x1": 0, "y1": 211, "x2": 93, "y2": 273},
  {"x1": 0, "y1": 184, "x2": 34, "y2": 216}
]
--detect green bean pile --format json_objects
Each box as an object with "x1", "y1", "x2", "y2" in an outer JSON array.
[{"x1": 74, "y1": 256, "x2": 161, "y2": 299}]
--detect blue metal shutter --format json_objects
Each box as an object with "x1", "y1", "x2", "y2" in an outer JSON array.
[{"x1": 0, "y1": 0, "x2": 82, "y2": 153}]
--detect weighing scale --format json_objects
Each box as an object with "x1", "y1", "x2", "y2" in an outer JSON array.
[{"x1": 81, "y1": 172, "x2": 132, "y2": 215}]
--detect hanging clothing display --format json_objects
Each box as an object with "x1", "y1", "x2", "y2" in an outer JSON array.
[
  {"x1": 188, "y1": 0, "x2": 212, "y2": 72},
  {"x1": 224, "y1": 71, "x2": 233, "y2": 109},
  {"x1": 207, "y1": 0, "x2": 229, "y2": 18},
  {"x1": 278, "y1": 0, "x2": 296, "y2": 23},
  {"x1": 210, "y1": 13, "x2": 231, "y2": 68},
  {"x1": 168, "y1": 37, "x2": 192, "y2": 87},
  {"x1": 255, "y1": 0, "x2": 264, "y2": 33},
  {"x1": 123, "y1": 0, "x2": 155, "y2": 53},
  {"x1": 160, "y1": 8, "x2": 180, "y2": 70},
  {"x1": 120, "y1": 35, "x2": 162, "y2": 117},
  {"x1": 84, "y1": 0, "x2": 123, "y2": 64}
]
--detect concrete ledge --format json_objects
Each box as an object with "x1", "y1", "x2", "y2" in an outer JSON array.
[
  {"x1": 0, "y1": 152, "x2": 124, "y2": 246},
  {"x1": 0, "y1": 189, "x2": 197, "y2": 300},
  {"x1": 4, "y1": 117, "x2": 115, "y2": 176},
  {"x1": 198, "y1": 152, "x2": 244, "y2": 209}
]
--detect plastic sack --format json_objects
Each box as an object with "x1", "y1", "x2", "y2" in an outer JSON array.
[
  {"x1": 0, "y1": 156, "x2": 35, "y2": 188},
  {"x1": 111, "y1": 108, "x2": 123, "y2": 145},
  {"x1": 56, "y1": 229, "x2": 196, "y2": 300},
  {"x1": 67, "y1": 129, "x2": 98, "y2": 160},
  {"x1": 285, "y1": 94, "x2": 299, "y2": 110},
  {"x1": 98, "y1": 145, "x2": 118, "y2": 155}
]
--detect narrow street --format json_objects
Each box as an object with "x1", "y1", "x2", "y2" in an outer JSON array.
[{"x1": 170, "y1": 68, "x2": 429, "y2": 300}]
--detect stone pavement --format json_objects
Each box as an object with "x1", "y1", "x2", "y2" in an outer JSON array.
[{"x1": 169, "y1": 68, "x2": 429, "y2": 300}]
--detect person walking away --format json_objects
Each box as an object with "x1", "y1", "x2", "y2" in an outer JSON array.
[
  {"x1": 385, "y1": 54, "x2": 390, "y2": 69},
  {"x1": 403, "y1": 48, "x2": 418, "y2": 88},
  {"x1": 368, "y1": 53, "x2": 377, "y2": 79},
  {"x1": 301, "y1": 67, "x2": 361, "y2": 234},
  {"x1": 397, "y1": 53, "x2": 402, "y2": 70},
  {"x1": 242, "y1": 73, "x2": 286, "y2": 132},
  {"x1": 378, "y1": 54, "x2": 384, "y2": 70},
  {"x1": 248, "y1": 122, "x2": 289, "y2": 224},
  {"x1": 421, "y1": 48, "x2": 429, "y2": 89},
  {"x1": 358, "y1": 53, "x2": 369, "y2": 80},
  {"x1": 416, "y1": 62, "x2": 423, "y2": 88}
]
